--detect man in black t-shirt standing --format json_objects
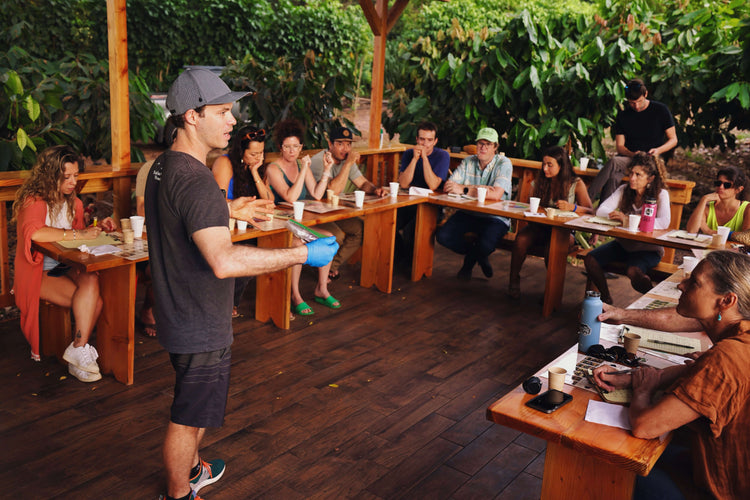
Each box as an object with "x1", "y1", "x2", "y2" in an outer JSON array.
[
  {"x1": 589, "y1": 78, "x2": 677, "y2": 202},
  {"x1": 148, "y1": 68, "x2": 338, "y2": 500}
]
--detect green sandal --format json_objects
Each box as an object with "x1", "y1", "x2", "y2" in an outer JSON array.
[
  {"x1": 293, "y1": 301, "x2": 314, "y2": 316},
  {"x1": 314, "y1": 295, "x2": 341, "y2": 309}
]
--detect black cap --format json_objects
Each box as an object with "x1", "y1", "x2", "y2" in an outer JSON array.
[{"x1": 330, "y1": 126, "x2": 354, "y2": 142}]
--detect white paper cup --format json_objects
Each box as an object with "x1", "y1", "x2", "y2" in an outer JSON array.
[
  {"x1": 293, "y1": 201, "x2": 305, "y2": 221},
  {"x1": 545, "y1": 207, "x2": 557, "y2": 219},
  {"x1": 120, "y1": 217, "x2": 131, "y2": 230},
  {"x1": 331, "y1": 195, "x2": 339, "y2": 207},
  {"x1": 476, "y1": 187, "x2": 487, "y2": 204},
  {"x1": 682, "y1": 256, "x2": 699, "y2": 274},
  {"x1": 228, "y1": 218, "x2": 236, "y2": 230},
  {"x1": 389, "y1": 182, "x2": 399, "y2": 198},
  {"x1": 548, "y1": 367, "x2": 567, "y2": 392},
  {"x1": 354, "y1": 190, "x2": 365, "y2": 208},
  {"x1": 122, "y1": 229, "x2": 134, "y2": 244},
  {"x1": 623, "y1": 333, "x2": 641, "y2": 355},
  {"x1": 236, "y1": 219, "x2": 248, "y2": 231},
  {"x1": 628, "y1": 214, "x2": 641, "y2": 232},
  {"x1": 579, "y1": 157, "x2": 590, "y2": 171},
  {"x1": 528, "y1": 197, "x2": 541, "y2": 213},
  {"x1": 717, "y1": 226, "x2": 731, "y2": 245},
  {"x1": 129, "y1": 215, "x2": 145, "y2": 238},
  {"x1": 326, "y1": 189, "x2": 334, "y2": 201}
]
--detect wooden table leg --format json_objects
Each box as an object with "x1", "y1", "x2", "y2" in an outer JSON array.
[
  {"x1": 542, "y1": 441, "x2": 636, "y2": 500},
  {"x1": 361, "y1": 208, "x2": 396, "y2": 293},
  {"x1": 256, "y1": 231, "x2": 292, "y2": 329},
  {"x1": 411, "y1": 203, "x2": 437, "y2": 281},
  {"x1": 543, "y1": 226, "x2": 569, "y2": 316},
  {"x1": 96, "y1": 262, "x2": 136, "y2": 385}
]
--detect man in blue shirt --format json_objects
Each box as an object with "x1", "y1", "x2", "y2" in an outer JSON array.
[{"x1": 395, "y1": 121, "x2": 450, "y2": 268}]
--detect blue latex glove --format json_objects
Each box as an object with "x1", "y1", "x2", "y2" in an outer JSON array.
[{"x1": 304, "y1": 236, "x2": 339, "y2": 267}]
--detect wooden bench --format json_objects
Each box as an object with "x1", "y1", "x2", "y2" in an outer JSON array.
[{"x1": 39, "y1": 300, "x2": 71, "y2": 362}]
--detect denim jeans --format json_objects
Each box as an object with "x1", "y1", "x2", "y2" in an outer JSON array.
[{"x1": 436, "y1": 210, "x2": 509, "y2": 259}]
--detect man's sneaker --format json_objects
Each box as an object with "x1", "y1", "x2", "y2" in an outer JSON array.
[
  {"x1": 63, "y1": 342, "x2": 100, "y2": 374},
  {"x1": 157, "y1": 491, "x2": 204, "y2": 500},
  {"x1": 190, "y1": 458, "x2": 226, "y2": 493},
  {"x1": 68, "y1": 364, "x2": 102, "y2": 383}
]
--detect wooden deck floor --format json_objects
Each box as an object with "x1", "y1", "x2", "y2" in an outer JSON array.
[{"x1": 0, "y1": 246, "x2": 642, "y2": 499}]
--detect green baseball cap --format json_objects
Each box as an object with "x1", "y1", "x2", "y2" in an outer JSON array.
[{"x1": 475, "y1": 127, "x2": 499, "y2": 144}]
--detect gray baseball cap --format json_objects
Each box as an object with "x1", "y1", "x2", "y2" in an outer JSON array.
[{"x1": 166, "y1": 68, "x2": 250, "y2": 116}]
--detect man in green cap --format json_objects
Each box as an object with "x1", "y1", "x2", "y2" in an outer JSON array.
[{"x1": 436, "y1": 127, "x2": 513, "y2": 279}]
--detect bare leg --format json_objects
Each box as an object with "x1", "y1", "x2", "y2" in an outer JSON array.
[
  {"x1": 509, "y1": 227, "x2": 534, "y2": 296},
  {"x1": 164, "y1": 422, "x2": 205, "y2": 499},
  {"x1": 627, "y1": 266, "x2": 653, "y2": 295},
  {"x1": 583, "y1": 254, "x2": 612, "y2": 304},
  {"x1": 40, "y1": 270, "x2": 102, "y2": 346}
]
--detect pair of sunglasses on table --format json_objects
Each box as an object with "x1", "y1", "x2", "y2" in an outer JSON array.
[{"x1": 586, "y1": 344, "x2": 641, "y2": 367}]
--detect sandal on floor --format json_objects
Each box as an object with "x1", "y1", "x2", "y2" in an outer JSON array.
[
  {"x1": 314, "y1": 295, "x2": 341, "y2": 309},
  {"x1": 137, "y1": 317, "x2": 157, "y2": 337},
  {"x1": 232, "y1": 306, "x2": 240, "y2": 319},
  {"x1": 328, "y1": 270, "x2": 340, "y2": 281},
  {"x1": 293, "y1": 301, "x2": 314, "y2": 316}
]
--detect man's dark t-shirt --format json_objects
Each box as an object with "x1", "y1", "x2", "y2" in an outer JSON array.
[
  {"x1": 145, "y1": 150, "x2": 233, "y2": 354},
  {"x1": 398, "y1": 148, "x2": 451, "y2": 189},
  {"x1": 613, "y1": 100, "x2": 675, "y2": 153}
]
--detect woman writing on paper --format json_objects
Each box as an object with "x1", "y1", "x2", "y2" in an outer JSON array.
[
  {"x1": 508, "y1": 146, "x2": 592, "y2": 299},
  {"x1": 583, "y1": 152, "x2": 670, "y2": 304},
  {"x1": 593, "y1": 250, "x2": 750, "y2": 499},
  {"x1": 266, "y1": 119, "x2": 340, "y2": 316},
  {"x1": 13, "y1": 145, "x2": 115, "y2": 381},
  {"x1": 686, "y1": 166, "x2": 750, "y2": 235}
]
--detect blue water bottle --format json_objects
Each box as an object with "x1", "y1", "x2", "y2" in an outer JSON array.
[{"x1": 578, "y1": 291, "x2": 602, "y2": 352}]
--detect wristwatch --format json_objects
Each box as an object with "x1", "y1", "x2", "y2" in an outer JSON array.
[{"x1": 463, "y1": 186, "x2": 469, "y2": 195}]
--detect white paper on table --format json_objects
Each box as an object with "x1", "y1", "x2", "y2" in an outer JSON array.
[
  {"x1": 81, "y1": 244, "x2": 120, "y2": 256},
  {"x1": 524, "y1": 211, "x2": 546, "y2": 217},
  {"x1": 565, "y1": 216, "x2": 615, "y2": 232},
  {"x1": 408, "y1": 186, "x2": 433, "y2": 197},
  {"x1": 648, "y1": 279, "x2": 682, "y2": 300},
  {"x1": 585, "y1": 400, "x2": 631, "y2": 430},
  {"x1": 535, "y1": 344, "x2": 578, "y2": 385}
]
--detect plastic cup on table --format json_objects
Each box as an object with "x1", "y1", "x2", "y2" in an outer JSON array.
[
  {"x1": 548, "y1": 367, "x2": 566, "y2": 392},
  {"x1": 129, "y1": 215, "x2": 145, "y2": 238},
  {"x1": 717, "y1": 226, "x2": 731, "y2": 245},
  {"x1": 579, "y1": 157, "x2": 590, "y2": 171},
  {"x1": 389, "y1": 182, "x2": 399, "y2": 199},
  {"x1": 528, "y1": 197, "x2": 541, "y2": 213},
  {"x1": 236, "y1": 219, "x2": 248, "y2": 231},
  {"x1": 354, "y1": 190, "x2": 365, "y2": 208},
  {"x1": 682, "y1": 256, "x2": 699, "y2": 274},
  {"x1": 293, "y1": 201, "x2": 305, "y2": 221},
  {"x1": 476, "y1": 187, "x2": 487, "y2": 204},
  {"x1": 628, "y1": 214, "x2": 641, "y2": 232}
]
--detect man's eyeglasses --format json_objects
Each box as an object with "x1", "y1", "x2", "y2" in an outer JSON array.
[
  {"x1": 243, "y1": 129, "x2": 266, "y2": 142},
  {"x1": 477, "y1": 142, "x2": 494, "y2": 150},
  {"x1": 282, "y1": 144, "x2": 303, "y2": 152},
  {"x1": 714, "y1": 180, "x2": 733, "y2": 189}
]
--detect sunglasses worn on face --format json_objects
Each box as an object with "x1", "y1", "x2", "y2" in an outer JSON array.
[
  {"x1": 243, "y1": 129, "x2": 266, "y2": 142},
  {"x1": 714, "y1": 180, "x2": 733, "y2": 189}
]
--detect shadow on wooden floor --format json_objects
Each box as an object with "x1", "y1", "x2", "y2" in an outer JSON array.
[{"x1": 0, "y1": 245, "x2": 642, "y2": 499}]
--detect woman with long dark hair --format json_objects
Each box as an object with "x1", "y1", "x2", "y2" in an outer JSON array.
[
  {"x1": 583, "y1": 152, "x2": 670, "y2": 304},
  {"x1": 508, "y1": 146, "x2": 592, "y2": 298},
  {"x1": 686, "y1": 165, "x2": 750, "y2": 235}
]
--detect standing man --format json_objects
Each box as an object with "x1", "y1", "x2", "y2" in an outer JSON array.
[
  {"x1": 436, "y1": 127, "x2": 512, "y2": 280},
  {"x1": 147, "y1": 68, "x2": 338, "y2": 500},
  {"x1": 589, "y1": 78, "x2": 677, "y2": 202},
  {"x1": 395, "y1": 121, "x2": 450, "y2": 266},
  {"x1": 310, "y1": 126, "x2": 385, "y2": 280}
]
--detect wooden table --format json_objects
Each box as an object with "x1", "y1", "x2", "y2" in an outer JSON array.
[
  {"x1": 33, "y1": 240, "x2": 146, "y2": 385},
  {"x1": 412, "y1": 197, "x2": 721, "y2": 316},
  {"x1": 486, "y1": 271, "x2": 708, "y2": 499}
]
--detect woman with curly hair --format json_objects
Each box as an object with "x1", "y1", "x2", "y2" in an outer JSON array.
[
  {"x1": 584, "y1": 152, "x2": 671, "y2": 304},
  {"x1": 508, "y1": 146, "x2": 592, "y2": 299},
  {"x1": 266, "y1": 118, "x2": 339, "y2": 316},
  {"x1": 13, "y1": 145, "x2": 115, "y2": 381},
  {"x1": 213, "y1": 124, "x2": 273, "y2": 318}
]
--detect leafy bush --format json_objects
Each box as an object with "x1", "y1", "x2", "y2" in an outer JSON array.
[
  {"x1": 0, "y1": 46, "x2": 162, "y2": 170},
  {"x1": 384, "y1": 0, "x2": 750, "y2": 161}
]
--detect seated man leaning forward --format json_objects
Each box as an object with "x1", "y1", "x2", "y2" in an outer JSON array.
[
  {"x1": 593, "y1": 250, "x2": 750, "y2": 499},
  {"x1": 310, "y1": 126, "x2": 385, "y2": 280},
  {"x1": 436, "y1": 127, "x2": 512, "y2": 280}
]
